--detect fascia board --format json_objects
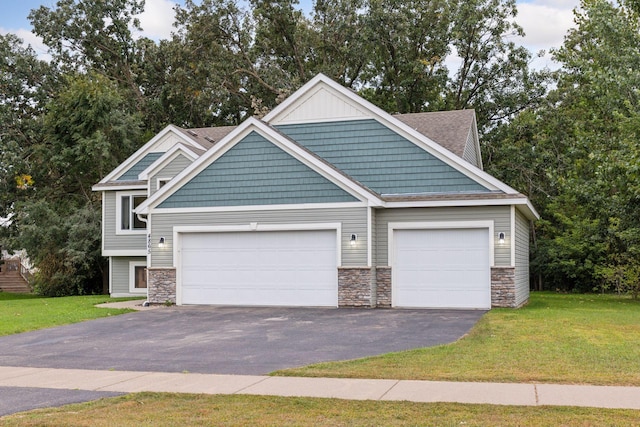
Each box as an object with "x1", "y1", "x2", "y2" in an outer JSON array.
[
  {"x1": 384, "y1": 197, "x2": 540, "y2": 220},
  {"x1": 137, "y1": 118, "x2": 382, "y2": 215},
  {"x1": 138, "y1": 143, "x2": 199, "y2": 180},
  {"x1": 91, "y1": 183, "x2": 147, "y2": 191},
  {"x1": 95, "y1": 125, "x2": 202, "y2": 186},
  {"x1": 263, "y1": 73, "x2": 518, "y2": 195}
]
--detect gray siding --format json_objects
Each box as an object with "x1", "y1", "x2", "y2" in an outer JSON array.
[
  {"x1": 150, "y1": 207, "x2": 368, "y2": 268},
  {"x1": 370, "y1": 208, "x2": 377, "y2": 266},
  {"x1": 117, "y1": 152, "x2": 164, "y2": 181},
  {"x1": 150, "y1": 154, "x2": 192, "y2": 194},
  {"x1": 462, "y1": 129, "x2": 480, "y2": 168},
  {"x1": 375, "y1": 206, "x2": 512, "y2": 266},
  {"x1": 514, "y1": 209, "x2": 531, "y2": 306},
  {"x1": 159, "y1": 131, "x2": 358, "y2": 208},
  {"x1": 277, "y1": 120, "x2": 491, "y2": 195},
  {"x1": 103, "y1": 191, "x2": 147, "y2": 252},
  {"x1": 111, "y1": 256, "x2": 146, "y2": 295}
]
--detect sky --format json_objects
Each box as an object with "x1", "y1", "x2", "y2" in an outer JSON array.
[{"x1": 0, "y1": 0, "x2": 580, "y2": 69}]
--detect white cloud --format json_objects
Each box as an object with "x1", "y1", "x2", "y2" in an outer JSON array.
[
  {"x1": 0, "y1": 27, "x2": 52, "y2": 62},
  {"x1": 512, "y1": 0, "x2": 580, "y2": 69},
  {"x1": 135, "y1": 0, "x2": 178, "y2": 40},
  {"x1": 516, "y1": 2, "x2": 578, "y2": 51}
]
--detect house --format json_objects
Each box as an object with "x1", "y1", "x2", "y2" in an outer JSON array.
[{"x1": 92, "y1": 73, "x2": 538, "y2": 309}]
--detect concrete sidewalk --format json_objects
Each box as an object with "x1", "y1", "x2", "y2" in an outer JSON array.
[{"x1": 1, "y1": 366, "x2": 639, "y2": 410}]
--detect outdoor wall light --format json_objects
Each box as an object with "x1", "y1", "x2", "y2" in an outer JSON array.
[
  {"x1": 498, "y1": 232, "x2": 505, "y2": 245},
  {"x1": 350, "y1": 233, "x2": 357, "y2": 246},
  {"x1": 158, "y1": 237, "x2": 165, "y2": 248}
]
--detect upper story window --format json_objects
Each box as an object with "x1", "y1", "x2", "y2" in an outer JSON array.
[{"x1": 116, "y1": 191, "x2": 147, "y2": 234}]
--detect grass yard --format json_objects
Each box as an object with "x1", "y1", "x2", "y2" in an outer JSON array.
[
  {"x1": 1, "y1": 292, "x2": 639, "y2": 425},
  {"x1": 2, "y1": 393, "x2": 640, "y2": 426},
  {"x1": 276, "y1": 292, "x2": 640, "y2": 386},
  {"x1": 0, "y1": 292, "x2": 141, "y2": 336}
]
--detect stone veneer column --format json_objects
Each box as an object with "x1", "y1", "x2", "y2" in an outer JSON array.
[
  {"x1": 338, "y1": 267, "x2": 375, "y2": 307},
  {"x1": 491, "y1": 267, "x2": 516, "y2": 308},
  {"x1": 147, "y1": 267, "x2": 177, "y2": 305},
  {"x1": 375, "y1": 267, "x2": 392, "y2": 308}
]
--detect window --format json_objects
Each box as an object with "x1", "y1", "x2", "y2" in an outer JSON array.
[
  {"x1": 157, "y1": 178, "x2": 171, "y2": 189},
  {"x1": 129, "y1": 261, "x2": 147, "y2": 293},
  {"x1": 117, "y1": 192, "x2": 147, "y2": 233}
]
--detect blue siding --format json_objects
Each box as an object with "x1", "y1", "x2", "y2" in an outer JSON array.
[
  {"x1": 117, "y1": 152, "x2": 164, "y2": 181},
  {"x1": 277, "y1": 120, "x2": 490, "y2": 195},
  {"x1": 159, "y1": 131, "x2": 358, "y2": 208}
]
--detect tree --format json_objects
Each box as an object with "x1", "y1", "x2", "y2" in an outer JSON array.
[
  {"x1": 12, "y1": 73, "x2": 143, "y2": 295},
  {"x1": 488, "y1": 0, "x2": 640, "y2": 294},
  {"x1": 358, "y1": 0, "x2": 452, "y2": 113},
  {"x1": 0, "y1": 34, "x2": 57, "y2": 231},
  {"x1": 445, "y1": 0, "x2": 549, "y2": 132},
  {"x1": 29, "y1": 0, "x2": 146, "y2": 105}
]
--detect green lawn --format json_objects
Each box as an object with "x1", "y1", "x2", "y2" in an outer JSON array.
[
  {"x1": 1, "y1": 292, "x2": 639, "y2": 425},
  {"x1": 2, "y1": 393, "x2": 640, "y2": 426},
  {"x1": 0, "y1": 292, "x2": 140, "y2": 336},
  {"x1": 276, "y1": 292, "x2": 640, "y2": 386}
]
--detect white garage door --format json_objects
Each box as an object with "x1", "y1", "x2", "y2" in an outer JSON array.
[
  {"x1": 179, "y1": 230, "x2": 338, "y2": 306},
  {"x1": 393, "y1": 228, "x2": 490, "y2": 309}
]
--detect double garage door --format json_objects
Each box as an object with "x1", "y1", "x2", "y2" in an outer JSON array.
[
  {"x1": 178, "y1": 227, "x2": 490, "y2": 309},
  {"x1": 179, "y1": 230, "x2": 338, "y2": 307}
]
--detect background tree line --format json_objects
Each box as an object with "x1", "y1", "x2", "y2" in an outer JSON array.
[{"x1": 0, "y1": 0, "x2": 638, "y2": 297}]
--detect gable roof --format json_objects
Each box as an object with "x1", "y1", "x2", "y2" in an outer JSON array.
[
  {"x1": 264, "y1": 73, "x2": 513, "y2": 194},
  {"x1": 393, "y1": 110, "x2": 475, "y2": 159},
  {"x1": 92, "y1": 125, "x2": 205, "y2": 190},
  {"x1": 96, "y1": 73, "x2": 538, "y2": 219},
  {"x1": 136, "y1": 117, "x2": 383, "y2": 215}
]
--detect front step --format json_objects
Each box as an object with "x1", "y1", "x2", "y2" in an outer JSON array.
[{"x1": 0, "y1": 274, "x2": 31, "y2": 293}]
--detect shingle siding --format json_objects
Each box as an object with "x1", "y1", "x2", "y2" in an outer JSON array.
[
  {"x1": 514, "y1": 209, "x2": 530, "y2": 306},
  {"x1": 117, "y1": 152, "x2": 164, "y2": 181},
  {"x1": 276, "y1": 119, "x2": 491, "y2": 195},
  {"x1": 150, "y1": 207, "x2": 368, "y2": 268},
  {"x1": 158, "y1": 132, "x2": 358, "y2": 208},
  {"x1": 375, "y1": 206, "x2": 511, "y2": 266}
]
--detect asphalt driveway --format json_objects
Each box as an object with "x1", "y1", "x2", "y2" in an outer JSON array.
[{"x1": 0, "y1": 306, "x2": 485, "y2": 375}]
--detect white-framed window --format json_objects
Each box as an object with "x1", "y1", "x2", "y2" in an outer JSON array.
[
  {"x1": 129, "y1": 261, "x2": 148, "y2": 294},
  {"x1": 156, "y1": 177, "x2": 171, "y2": 190},
  {"x1": 116, "y1": 191, "x2": 147, "y2": 234}
]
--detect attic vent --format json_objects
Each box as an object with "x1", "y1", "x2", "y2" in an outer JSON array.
[
  {"x1": 204, "y1": 136, "x2": 215, "y2": 143},
  {"x1": 187, "y1": 130, "x2": 198, "y2": 137}
]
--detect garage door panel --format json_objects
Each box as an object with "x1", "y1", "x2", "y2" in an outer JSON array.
[
  {"x1": 179, "y1": 230, "x2": 338, "y2": 307},
  {"x1": 393, "y1": 228, "x2": 491, "y2": 309}
]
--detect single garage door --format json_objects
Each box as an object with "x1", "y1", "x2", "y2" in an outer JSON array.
[
  {"x1": 393, "y1": 228, "x2": 490, "y2": 309},
  {"x1": 179, "y1": 230, "x2": 338, "y2": 306}
]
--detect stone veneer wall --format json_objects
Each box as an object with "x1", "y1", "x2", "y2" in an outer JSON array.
[
  {"x1": 338, "y1": 267, "x2": 375, "y2": 307},
  {"x1": 148, "y1": 267, "x2": 177, "y2": 304},
  {"x1": 376, "y1": 267, "x2": 392, "y2": 308},
  {"x1": 491, "y1": 267, "x2": 517, "y2": 308}
]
